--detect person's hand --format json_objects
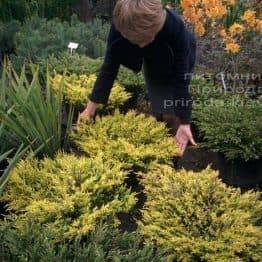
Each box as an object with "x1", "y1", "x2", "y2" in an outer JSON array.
[
  {"x1": 76, "y1": 101, "x2": 98, "y2": 128},
  {"x1": 175, "y1": 124, "x2": 197, "y2": 157}
]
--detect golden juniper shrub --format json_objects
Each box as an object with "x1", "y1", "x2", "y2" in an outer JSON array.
[
  {"x1": 1, "y1": 153, "x2": 136, "y2": 240},
  {"x1": 50, "y1": 73, "x2": 132, "y2": 109},
  {"x1": 138, "y1": 164, "x2": 262, "y2": 261},
  {"x1": 71, "y1": 110, "x2": 179, "y2": 172}
]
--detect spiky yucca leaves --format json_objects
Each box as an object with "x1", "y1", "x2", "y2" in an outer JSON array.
[
  {"x1": 72, "y1": 110, "x2": 179, "y2": 172},
  {"x1": 0, "y1": 64, "x2": 73, "y2": 157},
  {"x1": 0, "y1": 145, "x2": 28, "y2": 194},
  {"x1": 139, "y1": 164, "x2": 262, "y2": 261},
  {"x1": 0, "y1": 221, "x2": 164, "y2": 262},
  {"x1": 51, "y1": 73, "x2": 132, "y2": 110},
  {"x1": 1, "y1": 153, "x2": 136, "y2": 240}
]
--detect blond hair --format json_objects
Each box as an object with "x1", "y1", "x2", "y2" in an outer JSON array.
[{"x1": 113, "y1": 0, "x2": 166, "y2": 44}]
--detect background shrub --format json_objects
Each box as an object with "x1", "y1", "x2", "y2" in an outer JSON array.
[
  {"x1": 13, "y1": 15, "x2": 109, "y2": 64},
  {"x1": 9, "y1": 54, "x2": 147, "y2": 111},
  {"x1": 7, "y1": 52, "x2": 102, "y2": 85},
  {"x1": 117, "y1": 66, "x2": 145, "y2": 91},
  {"x1": 43, "y1": 54, "x2": 146, "y2": 98},
  {"x1": 190, "y1": 75, "x2": 254, "y2": 105},
  {"x1": 117, "y1": 66, "x2": 147, "y2": 111},
  {"x1": 72, "y1": 110, "x2": 179, "y2": 173},
  {"x1": 190, "y1": 76, "x2": 261, "y2": 160},
  {"x1": 93, "y1": 0, "x2": 118, "y2": 18},
  {"x1": 41, "y1": 52, "x2": 103, "y2": 76},
  {"x1": 51, "y1": 73, "x2": 132, "y2": 112},
  {"x1": 139, "y1": 164, "x2": 262, "y2": 261},
  {"x1": 0, "y1": 20, "x2": 20, "y2": 56},
  {"x1": 1, "y1": 153, "x2": 136, "y2": 240},
  {"x1": 192, "y1": 97, "x2": 262, "y2": 161},
  {"x1": 195, "y1": 27, "x2": 262, "y2": 87},
  {"x1": 0, "y1": 0, "x2": 77, "y2": 22},
  {"x1": 222, "y1": 0, "x2": 248, "y2": 28}
]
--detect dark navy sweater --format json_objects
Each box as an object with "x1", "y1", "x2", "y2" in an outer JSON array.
[{"x1": 89, "y1": 8, "x2": 197, "y2": 124}]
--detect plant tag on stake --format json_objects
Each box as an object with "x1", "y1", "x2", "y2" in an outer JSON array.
[{"x1": 68, "y1": 42, "x2": 79, "y2": 55}]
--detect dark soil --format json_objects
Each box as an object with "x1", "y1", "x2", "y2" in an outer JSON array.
[
  {"x1": 0, "y1": 160, "x2": 10, "y2": 219},
  {"x1": 117, "y1": 173, "x2": 146, "y2": 232},
  {"x1": 0, "y1": 201, "x2": 9, "y2": 219},
  {"x1": 173, "y1": 146, "x2": 262, "y2": 189}
]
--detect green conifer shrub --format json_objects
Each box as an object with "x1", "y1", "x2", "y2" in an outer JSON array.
[
  {"x1": 41, "y1": 52, "x2": 103, "y2": 76},
  {"x1": 41, "y1": 54, "x2": 145, "y2": 92},
  {"x1": 190, "y1": 76, "x2": 262, "y2": 160},
  {"x1": 0, "y1": 0, "x2": 77, "y2": 22},
  {"x1": 0, "y1": 221, "x2": 164, "y2": 261},
  {"x1": 13, "y1": 15, "x2": 109, "y2": 63},
  {"x1": 0, "y1": 20, "x2": 20, "y2": 55},
  {"x1": 139, "y1": 164, "x2": 262, "y2": 261},
  {"x1": 1, "y1": 153, "x2": 136, "y2": 240},
  {"x1": 116, "y1": 66, "x2": 147, "y2": 110},
  {"x1": 117, "y1": 66, "x2": 145, "y2": 92},
  {"x1": 72, "y1": 110, "x2": 179, "y2": 172},
  {"x1": 8, "y1": 53, "x2": 103, "y2": 91},
  {"x1": 193, "y1": 98, "x2": 262, "y2": 161}
]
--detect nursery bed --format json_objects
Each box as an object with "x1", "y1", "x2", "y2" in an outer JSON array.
[{"x1": 173, "y1": 147, "x2": 262, "y2": 189}]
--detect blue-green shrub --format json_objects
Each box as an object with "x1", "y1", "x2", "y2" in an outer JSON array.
[{"x1": 13, "y1": 15, "x2": 109, "y2": 63}]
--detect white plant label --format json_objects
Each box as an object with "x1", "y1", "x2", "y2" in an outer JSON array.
[{"x1": 68, "y1": 42, "x2": 79, "y2": 54}]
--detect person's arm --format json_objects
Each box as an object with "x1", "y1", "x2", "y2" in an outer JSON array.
[
  {"x1": 165, "y1": 10, "x2": 198, "y2": 157},
  {"x1": 77, "y1": 24, "x2": 120, "y2": 126},
  {"x1": 89, "y1": 24, "x2": 121, "y2": 104},
  {"x1": 169, "y1": 11, "x2": 195, "y2": 125}
]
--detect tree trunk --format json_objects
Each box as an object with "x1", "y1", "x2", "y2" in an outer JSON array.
[{"x1": 72, "y1": 0, "x2": 94, "y2": 22}]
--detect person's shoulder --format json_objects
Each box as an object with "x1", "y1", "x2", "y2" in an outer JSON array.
[
  {"x1": 107, "y1": 22, "x2": 123, "y2": 44},
  {"x1": 166, "y1": 7, "x2": 181, "y2": 19},
  {"x1": 163, "y1": 7, "x2": 188, "y2": 43},
  {"x1": 165, "y1": 7, "x2": 184, "y2": 31}
]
